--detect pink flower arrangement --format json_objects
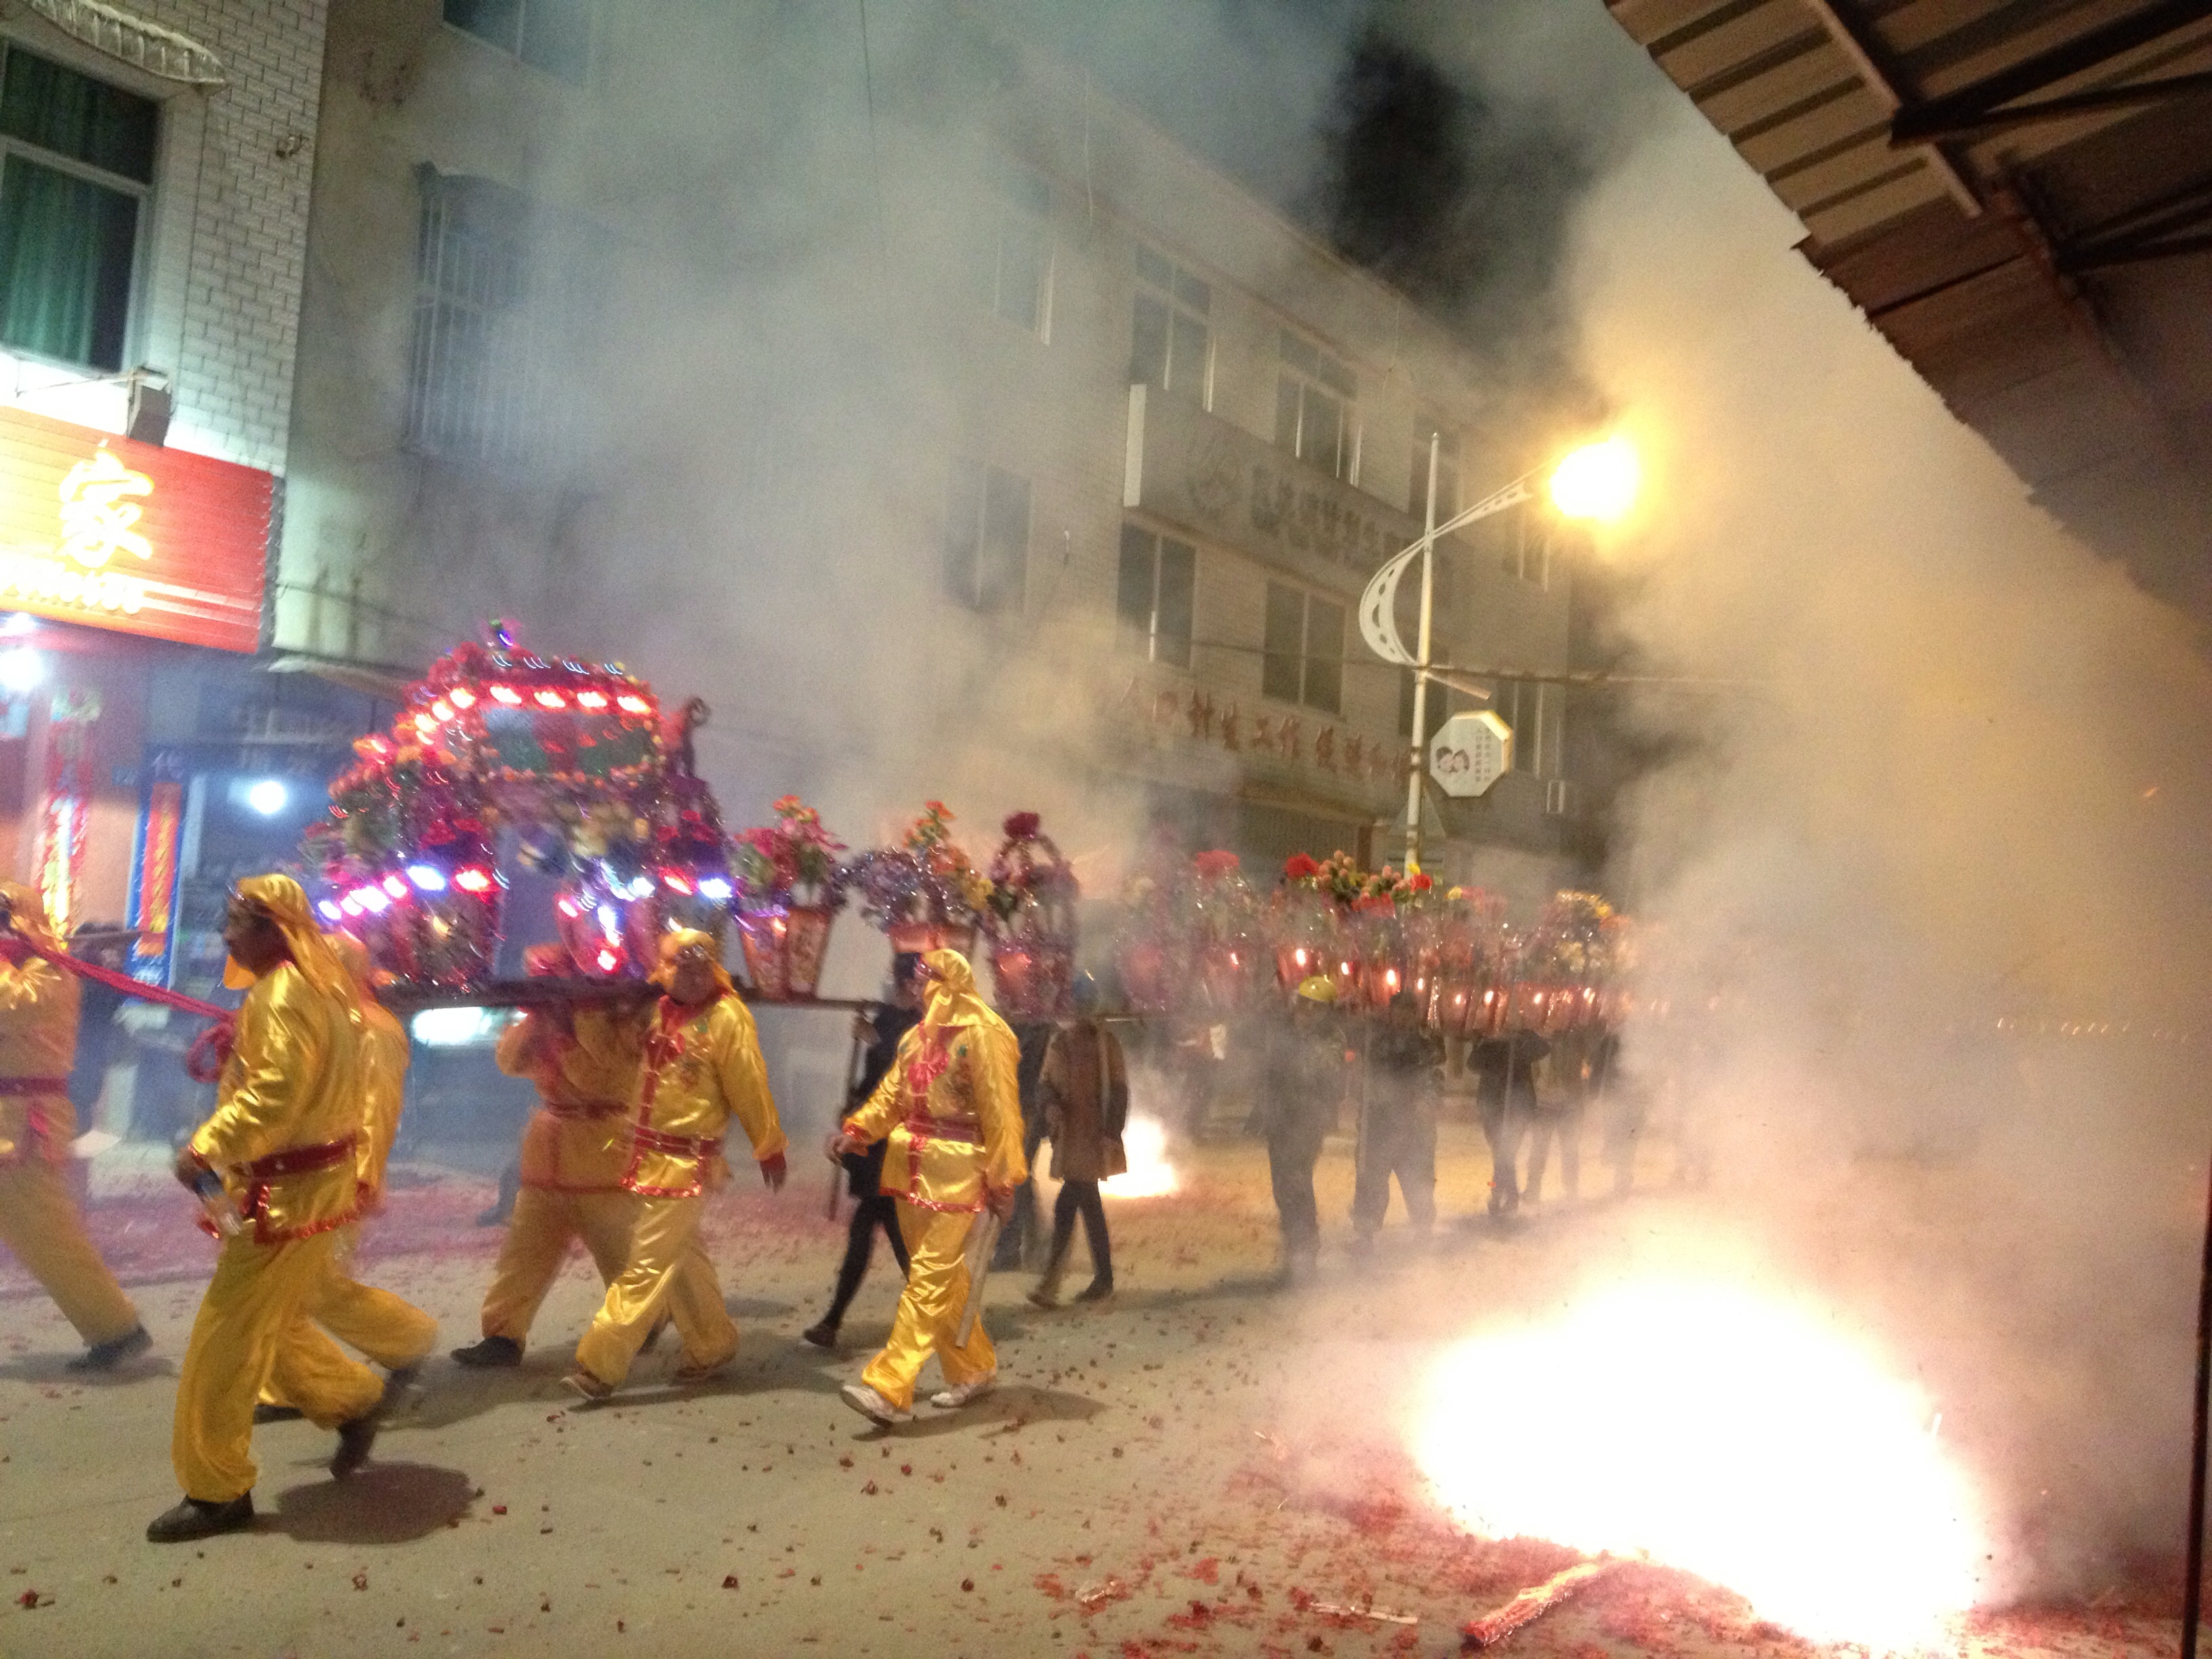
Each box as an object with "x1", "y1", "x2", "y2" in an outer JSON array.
[{"x1": 734, "y1": 796, "x2": 846, "y2": 907}]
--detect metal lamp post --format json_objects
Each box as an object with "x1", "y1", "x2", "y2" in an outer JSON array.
[{"x1": 1359, "y1": 436, "x2": 1638, "y2": 874}]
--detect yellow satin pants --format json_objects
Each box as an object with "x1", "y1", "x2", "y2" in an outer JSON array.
[
  {"x1": 173, "y1": 1229, "x2": 384, "y2": 1502},
  {"x1": 260, "y1": 1225, "x2": 438, "y2": 1406},
  {"x1": 860, "y1": 1202, "x2": 995, "y2": 1412},
  {"x1": 482, "y1": 1187, "x2": 662, "y2": 1346},
  {"x1": 573, "y1": 1193, "x2": 737, "y2": 1387},
  {"x1": 0, "y1": 1158, "x2": 138, "y2": 1346}
]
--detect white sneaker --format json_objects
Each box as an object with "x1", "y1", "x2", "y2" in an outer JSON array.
[
  {"x1": 840, "y1": 1381, "x2": 912, "y2": 1425},
  {"x1": 929, "y1": 1371, "x2": 996, "y2": 1409}
]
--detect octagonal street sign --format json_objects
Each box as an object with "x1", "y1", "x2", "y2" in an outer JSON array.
[{"x1": 1429, "y1": 709, "x2": 1513, "y2": 798}]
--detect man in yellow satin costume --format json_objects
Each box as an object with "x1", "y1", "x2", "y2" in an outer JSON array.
[
  {"x1": 149, "y1": 876, "x2": 389, "y2": 1544},
  {"x1": 832, "y1": 948, "x2": 1025, "y2": 1426},
  {"x1": 259, "y1": 934, "x2": 436, "y2": 1415},
  {"x1": 457, "y1": 945, "x2": 704, "y2": 1366},
  {"x1": 565, "y1": 930, "x2": 785, "y2": 1401},
  {"x1": 0, "y1": 882, "x2": 148, "y2": 1370}
]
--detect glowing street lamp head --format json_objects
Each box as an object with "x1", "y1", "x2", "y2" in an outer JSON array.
[{"x1": 1549, "y1": 436, "x2": 1639, "y2": 522}]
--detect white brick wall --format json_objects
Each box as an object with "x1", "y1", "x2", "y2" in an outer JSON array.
[{"x1": 0, "y1": 0, "x2": 329, "y2": 475}]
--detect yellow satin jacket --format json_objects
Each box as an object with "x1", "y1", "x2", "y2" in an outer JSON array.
[
  {"x1": 190, "y1": 960, "x2": 363, "y2": 1242},
  {"x1": 497, "y1": 1006, "x2": 642, "y2": 1194},
  {"x1": 355, "y1": 1002, "x2": 411, "y2": 1204},
  {"x1": 844, "y1": 1017, "x2": 1026, "y2": 1214},
  {"x1": 621, "y1": 994, "x2": 783, "y2": 1200},
  {"x1": 0, "y1": 957, "x2": 77, "y2": 1166}
]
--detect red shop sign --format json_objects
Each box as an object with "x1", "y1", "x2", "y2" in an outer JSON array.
[{"x1": 0, "y1": 406, "x2": 270, "y2": 653}]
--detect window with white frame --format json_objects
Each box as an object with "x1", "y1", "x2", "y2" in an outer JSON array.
[
  {"x1": 1116, "y1": 523, "x2": 1194, "y2": 668},
  {"x1": 443, "y1": 0, "x2": 595, "y2": 85},
  {"x1": 1502, "y1": 509, "x2": 1555, "y2": 588},
  {"x1": 1496, "y1": 679, "x2": 1563, "y2": 776},
  {"x1": 1131, "y1": 244, "x2": 1210, "y2": 407},
  {"x1": 975, "y1": 163, "x2": 1051, "y2": 337},
  {"x1": 1261, "y1": 580, "x2": 1344, "y2": 716},
  {"x1": 406, "y1": 167, "x2": 609, "y2": 473},
  {"x1": 0, "y1": 47, "x2": 156, "y2": 373},
  {"x1": 945, "y1": 462, "x2": 1030, "y2": 613},
  {"x1": 1274, "y1": 331, "x2": 1357, "y2": 481}
]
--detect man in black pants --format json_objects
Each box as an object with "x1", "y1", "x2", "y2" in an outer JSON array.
[
  {"x1": 802, "y1": 956, "x2": 922, "y2": 1349},
  {"x1": 992, "y1": 1021, "x2": 1058, "y2": 1271},
  {"x1": 1254, "y1": 977, "x2": 1345, "y2": 1285}
]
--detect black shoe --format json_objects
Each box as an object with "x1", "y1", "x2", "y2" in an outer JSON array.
[
  {"x1": 800, "y1": 1320, "x2": 838, "y2": 1349},
  {"x1": 330, "y1": 1404, "x2": 383, "y2": 1479},
  {"x1": 1073, "y1": 1277, "x2": 1114, "y2": 1303},
  {"x1": 147, "y1": 1494, "x2": 254, "y2": 1543},
  {"x1": 450, "y1": 1336, "x2": 522, "y2": 1368},
  {"x1": 474, "y1": 1202, "x2": 512, "y2": 1228},
  {"x1": 251, "y1": 1403, "x2": 304, "y2": 1425},
  {"x1": 68, "y1": 1326, "x2": 151, "y2": 1372}
]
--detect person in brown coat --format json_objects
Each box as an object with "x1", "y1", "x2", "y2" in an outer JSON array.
[{"x1": 1028, "y1": 976, "x2": 1126, "y2": 1307}]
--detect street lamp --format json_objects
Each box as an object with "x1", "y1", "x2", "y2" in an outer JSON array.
[{"x1": 1358, "y1": 436, "x2": 1640, "y2": 874}]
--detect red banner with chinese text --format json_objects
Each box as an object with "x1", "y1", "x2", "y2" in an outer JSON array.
[
  {"x1": 0, "y1": 406, "x2": 271, "y2": 653},
  {"x1": 132, "y1": 778, "x2": 183, "y2": 960}
]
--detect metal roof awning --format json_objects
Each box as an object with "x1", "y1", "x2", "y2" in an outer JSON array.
[
  {"x1": 23, "y1": 0, "x2": 227, "y2": 85},
  {"x1": 1606, "y1": 0, "x2": 2212, "y2": 611}
]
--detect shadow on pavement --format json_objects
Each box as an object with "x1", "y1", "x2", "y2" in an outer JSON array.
[{"x1": 267, "y1": 1461, "x2": 476, "y2": 1544}]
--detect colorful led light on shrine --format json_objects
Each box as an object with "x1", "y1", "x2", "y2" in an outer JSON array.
[
  {"x1": 596, "y1": 948, "x2": 620, "y2": 972},
  {"x1": 661, "y1": 870, "x2": 694, "y2": 895},
  {"x1": 430, "y1": 699, "x2": 453, "y2": 722},
  {"x1": 407, "y1": 864, "x2": 447, "y2": 893},
  {"x1": 598, "y1": 904, "x2": 621, "y2": 943},
  {"x1": 452, "y1": 867, "x2": 494, "y2": 895},
  {"x1": 616, "y1": 695, "x2": 651, "y2": 714},
  {"x1": 317, "y1": 900, "x2": 342, "y2": 922},
  {"x1": 576, "y1": 690, "x2": 608, "y2": 710},
  {"x1": 555, "y1": 896, "x2": 581, "y2": 918},
  {"x1": 624, "y1": 876, "x2": 655, "y2": 900},
  {"x1": 352, "y1": 886, "x2": 389, "y2": 914},
  {"x1": 489, "y1": 685, "x2": 523, "y2": 705},
  {"x1": 697, "y1": 876, "x2": 733, "y2": 901},
  {"x1": 338, "y1": 895, "x2": 362, "y2": 917},
  {"x1": 448, "y1": 687, "x2": 475, "y2": 708},
  {"x1": 533, "y1": 689, "x2": 566, "y2": 710},
  {"x1": 381, "y1": 875, "x2": 409, "y2": 900},
  {"x1": 413, "y1": 713, "x2": 435, "y2": 735}
]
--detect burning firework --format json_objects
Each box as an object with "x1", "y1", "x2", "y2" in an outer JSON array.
[
  {"x1": 1412, "y1": 1276, "x2": 1987, "y2": 1652},
  {"x1": 1108, "y1": 1113, "x2": 1179, "y2": 1200}
]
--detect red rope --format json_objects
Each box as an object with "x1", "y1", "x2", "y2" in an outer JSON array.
[{"x1": 12, "y1": 935, "x2": 228, "y2": 1021}]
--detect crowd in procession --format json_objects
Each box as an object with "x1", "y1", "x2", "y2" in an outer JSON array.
[{"x1": 0, "y1": 869, "x2": 1642, "y2": 1549}]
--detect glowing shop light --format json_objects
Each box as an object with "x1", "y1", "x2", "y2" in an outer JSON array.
[
  {"x1": 615, "y1": 695, "x2": 651, "y2": 715},
  {"x1": 576, "y1": 690, "x2": 608, "y2": 710},
  {"x1": 533, "y1": 689, "x2": 566, "y2": 710},
  {"x1": 406, "y1": 864, "x2": 447, "y2": 893},
  {"x1": 449, "y1": 687, "x2": 476, "y2": 709},
  {"x1": 1548, "y1": 436, "x2": 1639, "y2": 523},
  {"x1": 245, "y1": 778, "x2": 289, "y2": 817},
  {"x1": 451, "y1": 867, "x2": 494, "y2": 895},
  {"x1": 697, "y1": 876, "x2": 733, "y2": 901},
  {"x1": 410, "y1": 1006, "x2": 502, "y2": 1048},
  {"x1": 0, "y1": 646, "x2": 43, "y2": 694},
  {"x1": 489, "y1": 684, "x2": 523, "y2": 705},
  {"x1": 1412, "y1": 1276, "x2": 1986, "y2": 1650},
  {"x1": 316, "y1": 900, "x2": 343, "y2": 922},
  {"x1": 0, "y1": 611, "x2": 35, "y2": 636},
  {"x1": 380, "y1": 874, "x2": 409, "y2": 900}
]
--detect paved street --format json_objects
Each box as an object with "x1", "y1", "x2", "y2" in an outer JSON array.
[{"x1": 0, "y1": 1126, "x2": 2179, "y2": 1659}]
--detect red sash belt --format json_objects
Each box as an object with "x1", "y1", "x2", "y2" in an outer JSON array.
[
  {"x1": 630, "y1": 1125, "x2": 720, "y2": 1159},
  {"x1": 545, "y1": 1099, "x2": 625, "y2": 1121},
  {"x1": 0, "y1": 1076, "x2": 68, "y2": 1094},
  {"x1": 902, "y1": 1113, "x2": 981, "y2": 1145},
  {"x1": 241, "y1": 1136, "x2": 356, "y2": 1181}
]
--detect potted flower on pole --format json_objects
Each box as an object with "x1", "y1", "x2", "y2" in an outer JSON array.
[
  {"x1": 1187, "y1": 850, "x2": 1261, "y2": 1013},
  {"x1": 985, "y1": 812, "x2": 1079, "y2": 1018},
  {"x1": 845, "y1": 802, "x2": 992, "y2": 960},
  {"x1": 733, "y1": 796, "x2": 847, "y2": 1000}
]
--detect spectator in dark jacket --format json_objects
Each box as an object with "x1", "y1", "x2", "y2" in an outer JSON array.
[
  {"x1": 1254, "y1": 977, "x2": 1346, "y2": 1284},
  {"x1": 802, "y1": 955, "x2": 923, "y2": 1348},
  {"x1": 1469, "y1": 1027, "x2": 1549, "y2": 1217},
  {"x1": 1351, "y1": 993, "x2": 1441, "y2": 1246}
]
